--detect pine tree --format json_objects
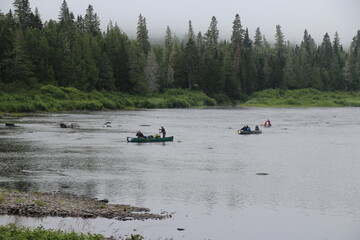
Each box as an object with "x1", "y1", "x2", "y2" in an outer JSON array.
[
  {"x1": 89, "y1": 36, "x2": 114, "y2": 91},
  {"x1": 348, "y1": 30, "x2": 360, "y2": 89},
  {"x1": 164, "y1": 26, "x2": 173, "y2": 65},
  {"x1": 57, "y1": 0, "x2": 81, "y2": 87},
  {"x1": 298, "y1": 30, "x2": 318, "y2": 88},
  {"x1": 272, "y1": 25, "x2": 286, "y2": 88},
  {"x1": 13, "y1": 0, "x2": 32, "y2": 29},
  {"x1": 223, "y1": 45, "x2": 238, "y2": 99},
  {"x1": 0, "y1": 11, "x2": 17, "y2": 84},
  {"x1": 168, "y1": 35, "x2": 181, "y2": 88},
  {"x1": 84, "y1": 5, "x2": 100, "y2": 36},
  {"x1": 230, "y1": 14, "x2": 244, "y2": 94},
  {"x1": 204, "y1": 16, "x2": 219, "y2": 58},
  {"x1": 331, "y1": 32, "x2": 346, "y2": 90},
  {"x1": 185, "y1": 20, "x2": 199, "y2": 90},
  {"x1": 319, "y1": 33, "x2": 333, "y2": 69},
  {"x1": 136, "y1": 14, "x2": 150, "y2": 56},
  {"x1": 160, "y1": 25, "x2": 174, "y2": 90},
  {"x1": 58, "y1": 0, "x2": 73, "y2": 24},
  {"x1": 30, "y1": 7, "x2": 42, "y2": 29},
  {"x1": 128, "y1": 40, "x2": 147, "y2": 94},
  {"x1": 319, "y1": 33, "x2": 333, "y2": 90},
  {"x1": 242, "y1": 28, "x2": 257, "y2": 94},
  {"x1": 105, "y1": 22, "x2": 130, "y2": 92},
  {"x1": 275, "y1": 25, "x2": 285, "y2": 52},
  {"x1": 254, "y1": 27, "x2": 263, "y2": 48},
  {"x1": 283, "y1": 49, "x2": 300, "y2": 89},
  {"x1": 7, "y1": 28, "x2": 36, "y2": 85},
  {"x1": 203, "y1": 16, "x2": 222, "y2": 95},
  {"x1": 76, "y1": 15, "x2": 85, "y2": 32}
]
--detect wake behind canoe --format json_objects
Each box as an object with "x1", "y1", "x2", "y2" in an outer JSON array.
[{"x1": 127, "y1": 136, "x2": 174, "y2": 142}]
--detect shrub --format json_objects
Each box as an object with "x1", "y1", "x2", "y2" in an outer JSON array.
[{"x1": 40, "y1": 85, "x2": 67, "y2": 99}]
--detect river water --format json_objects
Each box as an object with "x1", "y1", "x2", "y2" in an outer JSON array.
[{"x1": 0, "y1": 107, "x2": 360, "y2": 240}]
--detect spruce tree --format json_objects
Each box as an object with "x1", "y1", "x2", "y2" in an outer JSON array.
[
  {"x1": 7, "y1": 28, "x2": 36, "y2": 85},
  {"x1": 13, "y1": 0, "x2": 32, "y2": 29},
  {"x1": 230, "y1": 14, "x2": 244, "y2": 94},
  {"x1": 105, "y1": 22, "x2": 130, "y2": 92},
  {"x1": 203, "y1": 16, "x2": 221, "y2": 95},
  {"x1": 185, "y1": 20, "x2": 199, "y2": 90},
  {"x1": 136, "y1": 14, "x2": 150, "y2": 56},
  {"x1": 160, "y1": 25, "x2": 174, "y2": 90},
  {"x1": 30, "y1": 7, "x2": 42, "y2": 29},
  {"x1": 128, "y1": 40, "x2": 147, "y2": 94},
  {"x1": 242, "y1": 28, "x2": 257, "y2": 94},
  {"x1": 273, "y1": 25, "x2": 286, "y2": 88},
  {"x1": 348, "y1": 30, "x2": 360, "y2": 89},
  {"x1": 84, "y1": 5, "x2": 100, "y2": 36},
  {"x1": 254, "y1": 27, "x2": 263, "y2": 48}
]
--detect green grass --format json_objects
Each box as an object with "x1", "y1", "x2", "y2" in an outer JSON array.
[
  {"x1": 0, "y1": 194, "x2": 5, "y2": 203},
  {"x1": 0, "y1": 85, "x2": 217, "y2": 113},
  {"x1": 0, "y1": 224, "x2": 105, "y2": 240},
  {"x1": 243, "y1": 88, "x2": 360, "y2": 107},
  {"x1": 33, "y1": 200, "x2": 47, "y2": 207}
]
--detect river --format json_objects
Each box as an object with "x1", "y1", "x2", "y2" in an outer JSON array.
[{"x1": 0, "y1": 107, "x2": 360, "y2": 240}]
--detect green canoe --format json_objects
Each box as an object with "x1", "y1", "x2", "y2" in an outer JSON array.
[
  {"x1": 237, "y1": 130, "x2": 262, "y2": 135},
  {"x1": 127, "y1": 136, "x2": 174, "y2": 142}
]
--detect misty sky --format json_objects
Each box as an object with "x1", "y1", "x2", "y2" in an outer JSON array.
[{"x1": 1, "y1": 0, "x2": 359, "y2": 46}]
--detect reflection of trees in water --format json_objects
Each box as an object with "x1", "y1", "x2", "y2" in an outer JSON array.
[
  {"x1": 0, "y1": 181, "x2": 33, "y2": 192},
  {"x1": 0, "y1": 138, "x2": 39, "y2": 153},
  {"x1": 0, "y1": 138, "x2": 40, "y2": 192},
  {"x1": 0, "y1": 139, "x2": 36, "y2": 176}
]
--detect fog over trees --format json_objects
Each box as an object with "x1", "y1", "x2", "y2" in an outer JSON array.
[{"x1": 1, "y1": 0, "x2": 360, "y2": 101}]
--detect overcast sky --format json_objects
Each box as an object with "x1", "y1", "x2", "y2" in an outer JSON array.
[{"x1": 1, "y1": 0, "x2": 359, "y2": 46}]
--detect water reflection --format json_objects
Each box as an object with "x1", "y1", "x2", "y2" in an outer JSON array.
[{"x1": 0, "y1": 108, "x2": 360, "y2": 240}]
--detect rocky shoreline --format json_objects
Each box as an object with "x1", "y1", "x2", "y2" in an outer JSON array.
[{"x1": 0, "y1": 188, "x2": 169, "y2": 221}]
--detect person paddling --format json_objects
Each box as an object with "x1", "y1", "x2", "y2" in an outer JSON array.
[
  {"x1": 264, "y1": 119, "x2": 272, "y2": 127},
  {"x1": 159, "y1": 126, "x2": 166, "y2": 138}
]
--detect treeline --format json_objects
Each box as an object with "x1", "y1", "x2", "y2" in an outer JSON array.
[{"x1": 1, "y1": 0, "x2": 360, "y2": 102}]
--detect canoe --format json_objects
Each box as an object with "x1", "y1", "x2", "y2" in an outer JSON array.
[
  {"x1": 127, "y1": 136, "x2": 174, "y2": 142},
  {"x1": 238, "y1": 130, "x2": 262, "y2": 135}
]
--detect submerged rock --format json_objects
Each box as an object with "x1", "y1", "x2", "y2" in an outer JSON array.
[
  {"x1": 256, "y1": 172, "x2": 269, "y2": 175},
  {"x1": 60, "y1": 123, "x2": 80, "y2": 128}
]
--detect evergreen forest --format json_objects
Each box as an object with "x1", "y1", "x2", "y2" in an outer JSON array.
[{"x1": 1, "y1": 0, "x2": 360, "y2": 107}]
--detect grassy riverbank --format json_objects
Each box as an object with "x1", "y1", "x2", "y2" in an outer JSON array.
[
  {"x1": 2, "y1": 87, "x2": 360, "y2": 115},
  {"x1": 243, "y1": 88, "x2": 360, "y2": 107},
  {"x1": 0, "y1": 85, "x2": 217, "y2": 113},
  {"x1": 0, "y1": 224, "x2": 106, "y2": 240}
]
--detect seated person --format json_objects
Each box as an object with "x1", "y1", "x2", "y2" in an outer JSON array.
[
  {"x1": 136, "y1": 131, "x2": 145, "y2": 138},
  {"x1": 241, "y1": 125, "x2": 251, "y2": 131},
  {"x1": 265, "y1": 119, "x2": 271, "y2": 126},
  {"x1": 255, "y1": 125, "x2": 259, "y2": 131}
]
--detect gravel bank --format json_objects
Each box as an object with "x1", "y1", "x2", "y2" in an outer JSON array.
[{"x1": 0, "y1": 188, "x2": 169, "y2": 221}]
